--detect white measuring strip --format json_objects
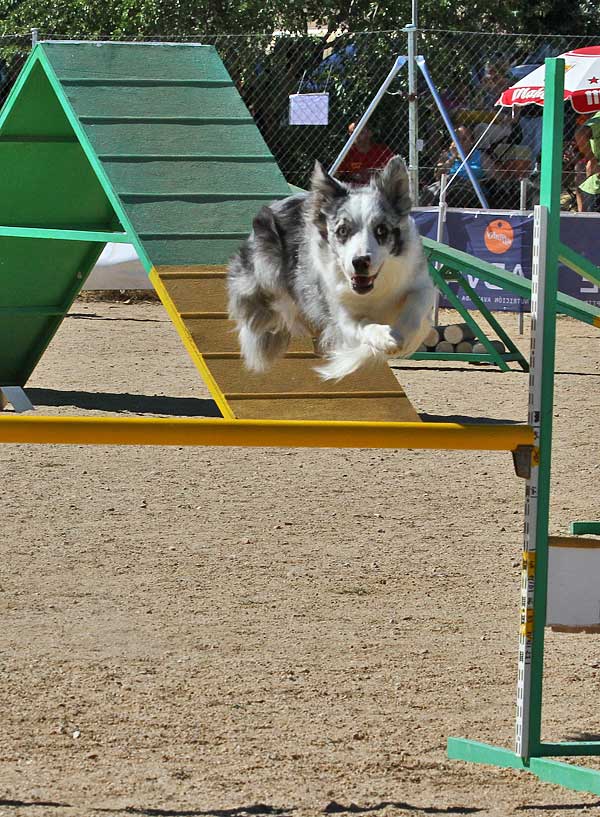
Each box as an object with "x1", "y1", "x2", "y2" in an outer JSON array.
[{"x1": 515, "y1": 203, "x2": 547, "y2": 759}]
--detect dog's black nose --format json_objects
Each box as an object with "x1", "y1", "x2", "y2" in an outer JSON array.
[{"x1": 352, "y1": 255, "x2": 371, "y2": 274}]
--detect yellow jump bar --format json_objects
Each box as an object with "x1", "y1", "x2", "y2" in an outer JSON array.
[{"x1": 0, "y1": 415, "x2": 534, "y2": 452}]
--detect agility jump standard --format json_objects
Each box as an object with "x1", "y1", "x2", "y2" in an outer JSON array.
[{"x1": 447, "y1": 58, "x2": 600, "y2": 795}]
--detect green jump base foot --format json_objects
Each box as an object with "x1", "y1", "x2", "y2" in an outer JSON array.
[
  {"x1": 448, "y1": 737, "x2": 600, "y2": 796},
  {"x1": 409, "y1": 352, "x2": 528, "y2": 371},
  {"x1": 570, "y1": 521, "x2": 600, "y2": 535}
]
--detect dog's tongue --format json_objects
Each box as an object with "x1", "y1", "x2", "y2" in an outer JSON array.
[{"x1": 352, "y1": 274, "x2": 376, "y2": 293}]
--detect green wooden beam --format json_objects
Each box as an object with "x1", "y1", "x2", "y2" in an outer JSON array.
[
  {"x1": 570, "y1": 521, "x2": 600, "y2": 535},
  {"x1": 448, "y1": 738, "x2": 528, "y2": 770},
  {"x1": 79, "y1": 115, "x2": 255, "y2": 124},
  {"x1": 61, "y1": 77, "x2": 234, "y2": 87},
  {"x1": 539, "y1": 741, "x2": 600, "y2": 757},
  {"x1": 98, "y1": 154, "x2": 277, "y2": 162},
  {"x1": 0, "y1": 226, "x2": 130, "y2": 242},
  {"x1": 530, "y1": 758, "x2": 600, "y2": 795},
  {"x1": 558, "y1": 242, "x2": 600, "y2": 288},
  {"x1": 118, "y1": 192, "x2": 284, "y2": 201}
]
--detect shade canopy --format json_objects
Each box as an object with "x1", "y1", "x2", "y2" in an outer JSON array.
[{"x1": 498, "y1": 46, "x2": 600, "y2": 113}]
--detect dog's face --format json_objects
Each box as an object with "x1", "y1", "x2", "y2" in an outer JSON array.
[{"x1": 309, "y1": 157, "x2": 413, "y2": 294}]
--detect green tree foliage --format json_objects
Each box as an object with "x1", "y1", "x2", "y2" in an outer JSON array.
[{"x1": 0, "y1": 0, "x2": 594, "y2": 37}]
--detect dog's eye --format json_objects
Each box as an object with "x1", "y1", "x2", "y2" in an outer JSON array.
[
  {"x1": 336, "y1": 224, "x2": 349, "y2": 239},
  {"x1": 375, "y1": 224, "x2": 389, "y2": 241}
]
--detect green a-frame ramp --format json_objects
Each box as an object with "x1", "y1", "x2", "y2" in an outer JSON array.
[{"x1": 0, "y1": 40, "x2": 422, "y2": 423}]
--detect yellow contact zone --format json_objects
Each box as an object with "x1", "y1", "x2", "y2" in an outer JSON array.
[{"x1": 148, "y1": 267, "x2": 234, "y2": 419}]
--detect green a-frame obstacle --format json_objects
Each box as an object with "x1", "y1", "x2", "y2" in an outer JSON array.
[
  {"x1": 1, "y1": 42, "x2": 600, "y2": 797},
  {"x1": 0, "y1": 39, "x2": 425, "y2": 422}
]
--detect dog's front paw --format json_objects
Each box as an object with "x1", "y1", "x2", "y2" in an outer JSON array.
[
  {"x1": 362, "y1": 324, "x2": 400, "y2": 355},
  {"x1": 391, "y1": 323, "x2": 430, "y2": 358}
]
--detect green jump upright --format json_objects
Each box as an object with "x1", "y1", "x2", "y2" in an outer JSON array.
[{"x1": 447, "y1": 58, "x2": 600, "y2": 796}]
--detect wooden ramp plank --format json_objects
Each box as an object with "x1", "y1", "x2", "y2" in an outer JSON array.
[
  {"x1": 209, "y1": 357, "x2": 402, "y2": 395},
  {"x1": 155, "y1": 266, "x2": 420, "y2": 423},
  {"x1": 157, "y1": 267, "x2": 229, "y2": 312},
  {"x1": 184, "y1": 317, "x2": 315, "y2": 355},
  {"x1": 228, "y1": 396, "x2": 419, "y2": 421}
]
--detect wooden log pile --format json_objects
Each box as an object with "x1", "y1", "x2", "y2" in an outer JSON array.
[{"x1": 417, "y1": 324, "x2": 507, "y2": 357}]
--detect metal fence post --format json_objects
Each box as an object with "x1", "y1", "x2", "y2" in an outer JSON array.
[
  {"x1": 518, "y1": 178, "x2": 529, "y2": 335},
  {"x1": 404, "y1": 24, "x2": 419, "y2": 204},
  {"x1": 433, "y1": 173, "x2": 448, "y2": 326},
  {"x1": 31, "y1": 28, "x2": 38, "y2": 47}
]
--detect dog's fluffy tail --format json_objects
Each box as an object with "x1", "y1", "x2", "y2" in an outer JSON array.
[{"x1": 314, "y1": 344, "x2": 385, "y2": 381}]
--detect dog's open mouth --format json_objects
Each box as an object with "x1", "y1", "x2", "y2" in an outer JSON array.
[{"x1": 351, "y1": 273, "x2": 378, "y2": 294}]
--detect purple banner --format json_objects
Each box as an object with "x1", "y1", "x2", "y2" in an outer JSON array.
[{"x1": 414, "y1": 209, "x2": 600, "y2": 312}]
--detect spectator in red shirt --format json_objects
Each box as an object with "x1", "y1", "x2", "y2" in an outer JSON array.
[{"x1": 337, "y1": 122, "x2": 396, "y2": 184}]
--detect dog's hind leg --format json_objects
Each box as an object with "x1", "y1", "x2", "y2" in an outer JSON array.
[
  {"x1": 234, "y1": 290, "x2": 294, "y2": 373},
  {"x1": 239, "y1": 322, "x2": 291, "y2": 373},
  {"x1": 229, "y1": 205, "x2": 298, "y2": 372}
]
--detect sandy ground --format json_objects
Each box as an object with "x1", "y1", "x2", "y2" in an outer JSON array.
[{"x1": 2, "y1": 301, "x2": 600, "y2": 817}]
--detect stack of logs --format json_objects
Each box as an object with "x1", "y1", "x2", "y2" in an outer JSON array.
[{"x1": 417, "y1": 324, "x2": 507, "y2": 356}]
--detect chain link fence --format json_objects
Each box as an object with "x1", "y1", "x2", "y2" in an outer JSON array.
[
  {"x1": 0, "y1": 35, "x2": 32, "y2": 107},
  {"x1": 1, "y1": 28, "x2": 597, "y2": 211}
]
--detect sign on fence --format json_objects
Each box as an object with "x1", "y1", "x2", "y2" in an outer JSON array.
[{"x1": 288, "y1": 93, "x2": 329, "y2": 125}]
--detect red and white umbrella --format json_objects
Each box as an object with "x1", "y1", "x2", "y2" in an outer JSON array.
[{"x1": 498, "y1": 46, "x2": 600, "y2": 113}]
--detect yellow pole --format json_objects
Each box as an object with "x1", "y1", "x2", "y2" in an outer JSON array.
[{"x1": 0, "y1": 415, "x2": 534, "y2": 452}]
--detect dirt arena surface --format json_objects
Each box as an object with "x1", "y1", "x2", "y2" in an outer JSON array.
[{"x1": 2, "y1": 301, "x2": 600, "y2": 817}]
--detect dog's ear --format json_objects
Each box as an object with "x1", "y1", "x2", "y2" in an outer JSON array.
[
  {"x1": 309, "y1": 162, "x2": 347, "y2": 239},
  {"x1": 252, "y1": 206, "x2": 282, "y2": 249},
  {"x1": 373, "y1": 156, "x2": 412, "y2": 214},
  {"x1": 310, "y1": 161, "x2": 347, "y2": 201}
]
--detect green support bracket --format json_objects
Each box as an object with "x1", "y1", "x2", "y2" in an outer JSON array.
[
  {"x1": 448, "y1": 739, "x2": 600, "y2": 795},
  {"x1": 422, "y1": 236, "x2": 600, "y2": 327},
  {"x1": 410, "y1": 262, "x2": 528, "y2": 371},
  {"x1": 425, "y1": 263, "x2": 515, "y2": 371},
  {"x1": 451, "y1": 270, "x2": 529, "y2": 372},
  {"x1": 558, "y1": 242, "x2": 600, "y2": 290}
]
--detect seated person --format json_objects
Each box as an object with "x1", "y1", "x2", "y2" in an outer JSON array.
[
  {"x1": 484, "y1": 141, "x2": 534, "y2": 209},
  {"x1": 477, "y1": 59, "x2": 511, "y2": 108},
  {"x1": 337, "y1": 122, "x2": 396, "y2": 184},
  {"x1": 437, "y1": 125, "x2": 492, "y2": 179},
  {"x1": 574, "y1": 113, "x2": 600, "y2": 212},
  {"x1": 423, "y1": 126, "x2": 493, "y2": 207},
  {"x1": 490, "y1": 141, "x2": 533, "y2": 180}
]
